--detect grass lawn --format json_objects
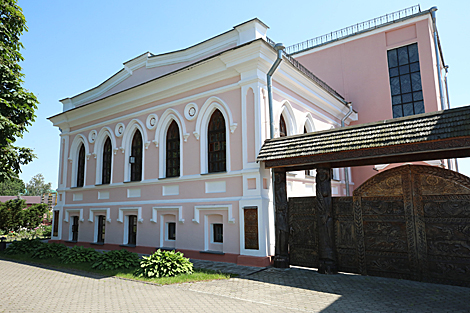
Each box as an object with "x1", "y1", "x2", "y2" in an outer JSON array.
[{"x1": 0, "y1": 252, "x2": 233, "y2": 285}]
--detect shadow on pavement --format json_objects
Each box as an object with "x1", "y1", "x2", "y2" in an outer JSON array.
[
  {"x1": 239, "y1": 266, "x2": 470, "y2": 312},
  {"x1": 0, "y1": 257, "x2": 110, "y2": 280}
]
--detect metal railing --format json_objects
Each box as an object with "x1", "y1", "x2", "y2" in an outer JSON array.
[
  {"x1": 285, "y1": 5, "x2": 421, "y2": 55},
  {"x1": 265, "y1": 37, "x2": 345, "y2": 101}
]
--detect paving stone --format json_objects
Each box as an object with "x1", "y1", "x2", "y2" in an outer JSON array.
[{"x1": 1, "y1": 259, "x2": 469, "y2": 312}]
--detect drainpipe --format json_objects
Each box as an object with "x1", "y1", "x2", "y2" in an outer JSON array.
[
  {"x1": 267, "y1": 43, "x2": 284, "y2": 260},
  {"x1": 341, "y1": 103, "x2": 353, "y2": 196},
  {"x1": 267, "y1": 43, "x2": 285, "y2": 139},
  {"x1": 444, "y1": 65, "x2": 450, "y2": 109},
  {"x1": 430, "y1": 7, "x2": 445, "y2": 111}
]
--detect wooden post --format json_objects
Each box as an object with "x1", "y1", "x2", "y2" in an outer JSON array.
[
  {"x1": 273, "y1": 168, "x2": 289, "y2": 268},
  {"x1": 315, "y1": 166, "x2": 338, "y2": 274}
]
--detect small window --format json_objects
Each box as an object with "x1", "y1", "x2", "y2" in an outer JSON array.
[
  {"x1": 102, "y1": 137, "x2": 112, "y2": 184},
  {"x1": 128, "y1": 215, "x2": 137, "y2": 245},
  {"x1": 77, "y1": 144, "x2": 85, "y2": 187},
  {"x1": 212, "y1": 223, "x2": 223, "y2": 243},
  {"x1": 71, "y1": 216, "x2": 79, "y2": 242},
  {"x1": 97, "y1": 215, "x2": 106, "y2": 243},
  {"x1": 167, "y1": 222, "x2": 176, "y2": 241},
  {"x1": 279, "y1": 115, "x2": 287, "y2": 137},
  {"x1": 166, "y1": 121, "x2": 180, "y2": 178},
  {"x1": 208, "y1": 110, "x2": 226, "y2": 173},
  {"x1": 53, "y1": 210, "x2": 59, "y2": 237},
  {"x1": 130, "y1": 131, "x2": 143, "y2": 181}
]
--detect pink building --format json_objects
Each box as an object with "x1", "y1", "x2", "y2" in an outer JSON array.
[{"x1": 48, "y1": 5, "x2": 451, "y2": 266}]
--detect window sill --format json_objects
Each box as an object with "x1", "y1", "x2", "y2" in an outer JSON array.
[
  {"x1": 65, "y1": 240, "x2": 77, "y2": 243},
  {"x1": 156, "y1": 247, "x2": 176, "y2": 251},
  {"x1": 70, "y1": 186, "x2": 82, "y2": 189},
  {"x1": 199, "y1": 250, "x2": 225, "y2": 255},
  {"x1": 94, "y1": 183, "x2": 109, "y2": 187},
  {"x1": 158, "y1": 176, "x2": 180, "y2": 180},
  {"x1": 123, "y1": 181, "x2": 141, "y2": 184},
  {"x1": 90, "y1": 242, "x2": 104, "y2": 246},
  {"x1": 119, "y1": 244, "x2": 136, "y2": 248},
  {"x1": 201, "y1": 171, "x2": 227, "y2": 176}
]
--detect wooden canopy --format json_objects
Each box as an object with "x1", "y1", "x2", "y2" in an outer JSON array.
[{"x1": 257, "y1": 105, "x2": 470, "y2": 170}]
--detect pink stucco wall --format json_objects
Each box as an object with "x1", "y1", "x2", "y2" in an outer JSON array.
[{"x1": 295, "y1": 16, "x2": 441, "y2": 190}]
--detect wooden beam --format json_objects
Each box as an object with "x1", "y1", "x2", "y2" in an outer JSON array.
[
  {"x1": 273, "y1": 168, "x2": 289, "y2": 268},
  {"x1": 315, "y1": 166, "x2": 338, "y2": 274}
]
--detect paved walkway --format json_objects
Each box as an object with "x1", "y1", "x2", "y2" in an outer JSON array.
[{"x1": 1, "y1": 259, "x2": 469, "y2": 312}]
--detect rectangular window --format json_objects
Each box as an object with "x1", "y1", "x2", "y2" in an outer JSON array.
[
  {"x1": 53, "y1": 211, "x2": 59, "y2": 237},
  {"x1": 97, "y1": 215, "x2": 106, "y2": 243},
  {"x1": 212, "y1": 223, "x2": 223, "y2": 243},
  {"x1": 167, "y1": 222, "x2": 176, "y2": 241},
  {"x1": 128, "y1": 215, "x2": 137, "y2": 245},
  {"x1": 387, "y1": 43, "x2": 424, "y2": 118}
]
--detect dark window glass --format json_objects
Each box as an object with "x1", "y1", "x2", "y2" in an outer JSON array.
[
  {"x1": 279, "y1": 115, "x2": 287, "y2": 137},
  {"x1": 53, "y1": 211, "x2": 59, "y2": 237},
  {"x1": 128, "y1": 215, "x2": 137, "y2": 245},
  {"x1": 102, "y1": 137, "x2": 112, "y2": 184},
  {"x1": 97, "y1": 215, "x2": 105, "y2": 243},
  {"x1": 208, "y1": 110, "x2": 226, "y2": 173},
  {"x1": 168, "y1": 222, "x2": 176, "y2": 240},
  {"x1": 213, "y1": 224, "x2": 223, "y2": 243},
  {"x1": 77, "y1": 144, "x2": 85, "y2": 187},
  {"x1": 304, "y1": 126, "x2": 310, "y2": 176},
  {"x1": 166, "y1": 121, "x2": 180, "y2": 178},
  {"x1": 131, "y1": 131, "x2": 142, "y2": 181},
  {"x1": 72, "y1": 216, "x2": 79, "y2": 242},
  {"x1": 387, "y1": 43, "x2": 424, "y2": 118}
]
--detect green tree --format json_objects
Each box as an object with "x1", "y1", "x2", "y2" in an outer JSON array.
[
  {"x1": 25, "y1": 174, "x2": 52, "y2": 196},
  {"x1": 0, "y1": 175, "x2": 25, "y2": 195},
  {"x1": 0, "y1": 0, "x2": 39, "y2": 183},
  {"x1": 0, "y1": 198, "x2": 25, "y2": 231}
]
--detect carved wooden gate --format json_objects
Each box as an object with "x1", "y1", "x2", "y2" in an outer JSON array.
[{"x1": 288, "y1": 165, "x2": 470, "y2": 286}]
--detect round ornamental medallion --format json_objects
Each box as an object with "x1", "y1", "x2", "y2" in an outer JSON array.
[
  {"x1": 88, "y1": 130, "x2": 97, "y2": 143},
  {"x1": 146, "y1": 114, "x2": 158, "y2": 130},
  {"x1": 184, "y1": 103, "x2": 198, "y2": 121},
  {"x1": 115, "y1": 123, "x2": 125, "y2": 137}
]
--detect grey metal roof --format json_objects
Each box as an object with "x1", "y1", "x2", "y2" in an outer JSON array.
[{"x1": 257, "y1": 106, "x2": 470, "y2": 163}]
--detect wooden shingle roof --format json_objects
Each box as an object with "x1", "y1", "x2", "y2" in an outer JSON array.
[{"x1": 257, "y1": 106, "x2": 470, "y2": 170}]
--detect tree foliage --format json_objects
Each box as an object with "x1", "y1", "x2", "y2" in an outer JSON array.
[
  {"x1": 0, "y1": 175, "x2": 25, "y2": 195},
  {"x1": 0, "y1": 199, "x2": 48, "y2": 231},
  {"x1": 25, "y1": 173, "x2": 51, "y2": 196},
  {"x1": 0, "y1": 0, "x2": 39, "y2": 183}
]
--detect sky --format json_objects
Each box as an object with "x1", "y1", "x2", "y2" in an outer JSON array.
[{"x1": 15, "y1": 0, "x2": 470, "y2": 189}]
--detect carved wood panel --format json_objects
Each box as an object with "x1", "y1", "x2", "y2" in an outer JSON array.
[
  {"x1": 287, "y1": 165, "x2": 470, "y2": 286},
  {"x1": 244, "y1": 207, "x2": 259, "y2": 250},
  {"x1": 288, "y1": 197, "x2": 318, "y2": 268}
]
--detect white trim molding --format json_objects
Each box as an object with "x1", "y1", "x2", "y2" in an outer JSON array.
[
  {"x1": 121, "y1": 119, "x2": 148, "y2": 182},
  {"x1": 88, "y1": 208, "x2": 111, "y2": 223},
  {"x1": 117, "y1": 207, "x2": 143, "y2": 223},
  {"x1": 150, "y1": 206, "x2": 184, "y2": 224},
  {"x1": 69, "y1": 134, "x2": 89, "y2": 188},
  {"x1": 64, "y1": 208, "x2": 84, "y2": 222},
  {"x1": 94, "y1": 127, "x2": 116, "y2": 185},
  {"x1": 192, "y1": 204, "x2": 235, "y2": 224}
]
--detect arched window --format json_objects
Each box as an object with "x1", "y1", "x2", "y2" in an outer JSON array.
[
  {"x1": 102, "y1": 137, "x2": 112, "y2": 184},
  {"x1": 130, "y1": 130, "x2": 142, "y2": 182},
  {"x1": 279, "y1": 115, "x2": 287, "y2": 137},
  {"x1": 77, "y1": 144, "x2": 85, "y2": 187},
  {"x1": 208, "y1": 110, "x2": 226, "y2": 173},
  {"x1": 304, "y1": 125, "x2": 310, "y2": 176},
  {"x1": 166, "y1": 120, "x2": 180, "y2": 178}
]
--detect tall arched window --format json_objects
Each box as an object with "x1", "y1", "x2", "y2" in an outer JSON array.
[
  {"x1": 279, "y1": 115, "x2": 287, "y2": 137},
  {"x1": 166, "y1": 120, "x2": 180, "y2": 178},
  {"x1": 102, "y1": 137, "x2": 112, "y2": 184},
  {"x1": 77, "y1": 144, "x2": 85, "y2": 187},
  {"x1": 208, "y1": 110, "x2": 226, "y2": 173},
  {"x1": 130, "y1": 130, "x2": 142, "y2": 181}
]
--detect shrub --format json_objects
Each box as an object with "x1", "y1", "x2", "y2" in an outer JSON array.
[
  {"x1": 3, "y1": 238, "x2": 44, "y2": 255},
  {"x1": 31, "y1": 243, "x2": 68, "y2": 259},
  {"x1": 92, "y1": 249, "x2": 140, "y2": 271},
  {"x1": 59, "y1": 245, "x2": 100, "y2": 264},
  {"x1": 134, "y1": 249, "x2": 193, "y2": 278}
]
